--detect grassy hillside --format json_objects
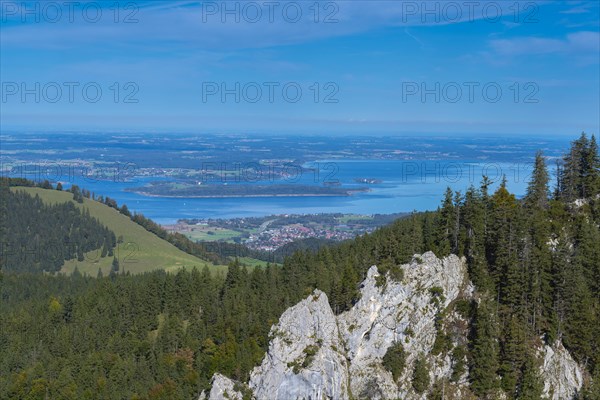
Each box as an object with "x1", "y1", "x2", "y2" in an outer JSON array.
[{"x1": 10, "y1": 187, "x2": 228, "y2": 276}]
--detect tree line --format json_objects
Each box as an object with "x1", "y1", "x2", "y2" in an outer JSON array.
[
  {"x1": 0, "y1": 184, "x2": 117, "y2": 273},
  {"x1": 0, "y1": 134, "x2": 599, "y2": 399}
]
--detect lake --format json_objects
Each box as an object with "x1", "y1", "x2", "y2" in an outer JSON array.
[{"x1": 42, "y1": 159, "x2": 549, "y2": 224}]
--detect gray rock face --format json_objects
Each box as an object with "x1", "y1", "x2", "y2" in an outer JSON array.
[
  {"x1": 206, "y1": 252, "x2": 587, "y2": 400},
  {"x1": 338, "y1": 252, "x2": 470, "y2": 399},
  {"x1": 539, "y1": 341, "x2": 584, "y2": 400},
  {"x1": 204, "y1": 373, "x2": 245, "y2": 400},
  {"x1": 249, "y1": 290, "x2": 349, "y2": 400}
]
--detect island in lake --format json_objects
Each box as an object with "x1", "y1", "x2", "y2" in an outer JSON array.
[
  {"x1": 126, "y1": 181, "x2": 369, "y2": 198},
  {"x1": 354, "y1": 178, "x2": 383, "y2": 184}
]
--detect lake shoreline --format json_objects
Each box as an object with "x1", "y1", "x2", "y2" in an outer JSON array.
[{"x1": 128, "y1": 190, "x2": 366, "y2": 198}]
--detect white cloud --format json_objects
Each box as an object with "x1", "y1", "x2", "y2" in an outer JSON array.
[{"x1": 1, "y1": 0, "x2": 553, "y2": 51}]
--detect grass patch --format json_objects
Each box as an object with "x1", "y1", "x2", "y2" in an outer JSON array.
[
  {"x1": 237, "y1": 257, "x2": 278, "y2": 269},
  {"x1": 12, "y1": 187, "x2": 228, "y2": 276},
  {"x1": 183, "y1": 226, "x2": 243, "y2": 242},
  {"x1": 336, "y1": 214, "x2": 373, "y2": 223}
]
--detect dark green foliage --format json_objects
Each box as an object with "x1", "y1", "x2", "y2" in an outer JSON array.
[
  {"x1": 435, "y1": 187, "x2": 455, "y2": 256},
  {"x1": 412, "y1": 355, "x2": 431, "y2": 394},
  {"x1": 1, "y1": 137, "x2": 599, "y2": 398},
  {"x1": 558, "y1": 133, "x2": 600, "y2": 201},
  {"x1": 71, "y1": 184, "x2": 84, "y2": 203},
  {"x1": 131, "y1": 211, "x2": 266, "y2": 266},
  {"x1": 429, "y1": 286, "x2": 445, "y2": 304},
  {"x1": 120, "y1": 204, "x2": 131, "y2": 217},
  {"x1": 111, "y1": 257, "x2": 120, "y2": 275},
  {"x1": 581, "y1": 368, "x2": 600, "y2": 400},
  {"x1": 516, "y1": 353, "x2": 543, "y2": 400},
  {"x1": 499, "y1": 315, "x2": 527, "y2": 394},
  {"x1": 525, "y1": 151, "x2": 551, "y2": 209},
  {"x1": 451, "y1": 345, "x2": 467, "y2": 382},
  {"x1": 301, "y1": 345, "x2": 319, "y2": 368},
  {"x1": 376, "y1": 258, "x2": 405, "y2": 287},
  {"x1": 0, "y1": 186, "x2": 116, "y2": 273},
  {"x1": 38, "y1": 180, "x2": 52, "y2": 189},
  {"x1": 431, "y1": 329, "x2": 452, "y2": 357},
  {"x1": 454, "y1": 299, "x2": 474, "y2": 320},
  {"x1": 382, "y1": 342, "x2": 407, "y2": 382},
  {"x1": 233, "y1": 382, "x2": 254, "y2": 400},
  {"x1": 470, "y1": 299, "x2": 500, "y2": 397}
]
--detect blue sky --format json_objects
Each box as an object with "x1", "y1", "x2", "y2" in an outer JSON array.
[{"x1": 1, "y1": 0, "x2": 599, "y2": 135}]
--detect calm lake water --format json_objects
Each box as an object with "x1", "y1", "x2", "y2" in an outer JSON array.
[{"x1": 46, "y1": 159, "x2": 548, "y2": 224}]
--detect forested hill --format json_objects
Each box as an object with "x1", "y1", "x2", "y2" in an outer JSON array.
[
  {"x1": 1, "y1": 180, "x2": 224, "y2": 275},
  {"x1": 0, "y1": 186, "x2": 117, "y2": 273},
  {"x1": 2, "y1": 177, "x2": 270, "y2": 272},
  {"x1": 0, "y1": 134, "x2": 599, "y2": 399}
]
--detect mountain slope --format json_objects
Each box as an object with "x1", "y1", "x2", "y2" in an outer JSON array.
[
  {"x1": 205, "y1": 253, "x2": 584, "y2": 400},
  {"x1": 10, "y1": 187, "x2": 227, "y2": 275}
]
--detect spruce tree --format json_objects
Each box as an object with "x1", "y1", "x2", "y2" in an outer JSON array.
[
  {"x1": 489, "y1": 177, "x2": 521, "y2": 309},
  {"x1": 470, "y1": 298, "x2": 500, "y2": 397},
  {"x1": 111, "y1": 257, "x2": 120, "y2": 275},
  {"x1": 563, "y1": 263, "x2": 596, "y2": 365},
  {"x1": 516, "y1": 353, "x2": 543, "y2": 400},
  {"x1": 560, "y1": 133, "x2": 589, "y2": 201},
  {"x1": 500, "y1": 314, "x2": 527, "y2": 394},
  {"x1": 462, "y1": 186, "x2": 491, "y2": 291},
  {"x1": 524, "y1": 152, "x2": 553, "y2": 335},
  {"x1": 435, "y1": 187, "x2": 454, "y2": 256},
  {"x1": 525, "y1": 151, "x2": 550, "y2": 210},
  {"x1": 584, "y1": 134, "x2": 600, "y2": 198}
]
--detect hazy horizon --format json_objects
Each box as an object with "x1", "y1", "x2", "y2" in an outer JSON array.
[{"x1": 2, "y1": 1, "x2": 598, "y2": 134}]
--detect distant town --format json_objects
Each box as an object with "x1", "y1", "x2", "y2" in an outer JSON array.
[{"x1": 164, "y1": 213, "x2": 407, "y2": 251}]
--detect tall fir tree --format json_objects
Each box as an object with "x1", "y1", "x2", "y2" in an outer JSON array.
[
  {"x1": 523, "y1": 151, "x2": 553, "y2": 336},
  {"x1": 470, "y1": 298, "x2": 501, "y2": 398},
  {"x1": 435, "y1": 187, "x2": 455, "y2": 257}
]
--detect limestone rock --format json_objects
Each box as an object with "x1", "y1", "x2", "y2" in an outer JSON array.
[
  {"x1": 205, "y1": 373, "x2": 246, "y2": 400},
  {"x1": 205, "y1": 252, "x2": 588, "y2": 400},
  {"x1": 338, "y1": 252, "x2": 470, "y2": 399},
  {"x1": 249, "y1": 290, "x2": 350, "y2": 400},
  {"x1": 540, "y1": 341, "x2": 584, "y2": 400}
]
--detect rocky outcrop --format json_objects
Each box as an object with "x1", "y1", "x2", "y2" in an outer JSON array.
[
  {"x1": 205, "y1": 252, "x2": 587, "y2": 400},
  {"x1": 249, "y1": 290, "x2": 349, "y2": 400},
  {"x1": 540, "y1": 341, "x2": 584, "y2": 400},
  {"x1": 338, "y1": 252, "x2": 471, "y2": 399},
  {"x1": 201, "y1": 373, "x2": 246, "y2": 400}
]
